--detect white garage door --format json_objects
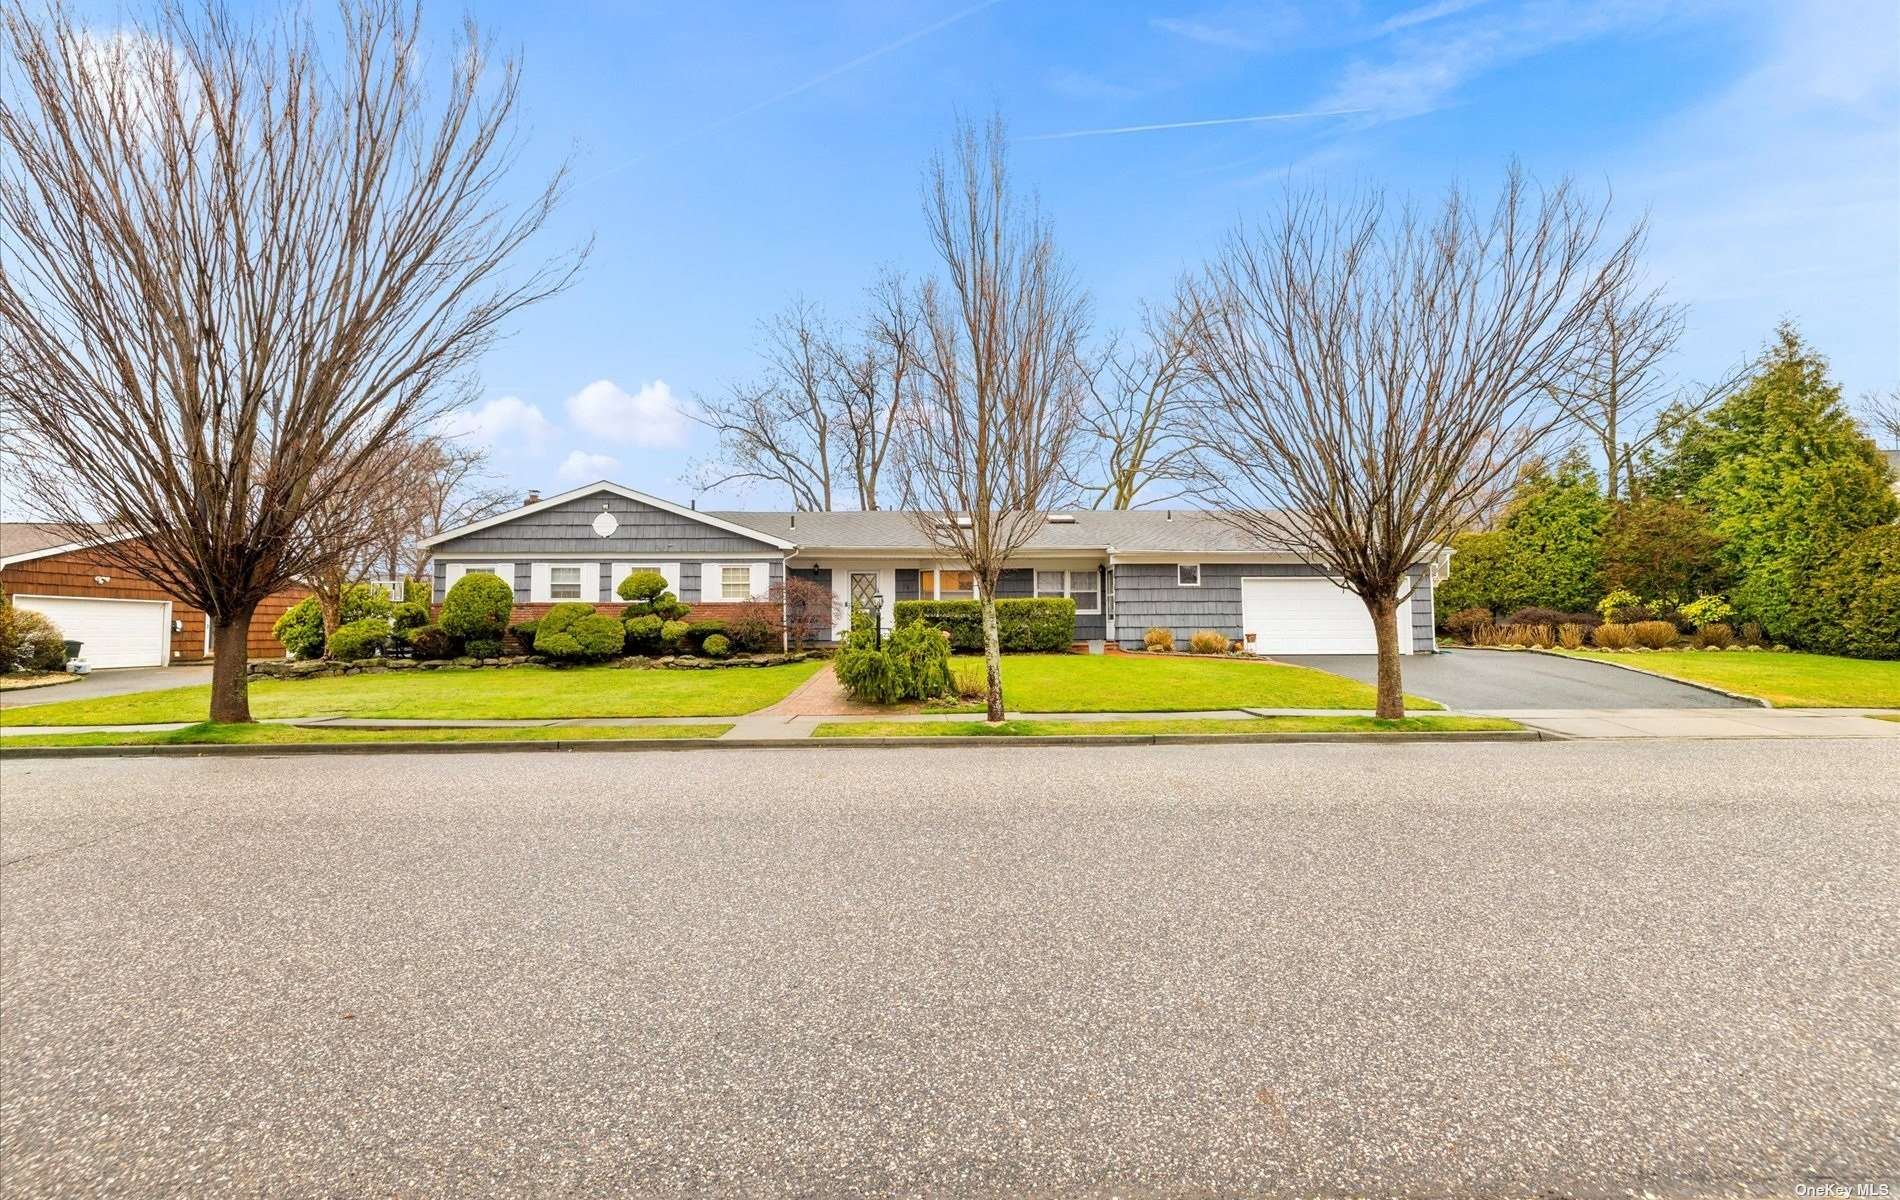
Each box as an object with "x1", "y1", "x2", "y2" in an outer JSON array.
[
  {"x1": 13, "y1": 596, "x2": 170, "y2": 669},
  {"x1": 1241, "y1": 577, "x2": 1409, "y2": 656}
]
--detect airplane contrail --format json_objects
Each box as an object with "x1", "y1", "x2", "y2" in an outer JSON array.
[
  {"x1": 586, "y1": 0, "x2": 1006, "y2": 183},
  {"x1": 1023, "y1": 108, "x2": 1371, "y2": 142}
]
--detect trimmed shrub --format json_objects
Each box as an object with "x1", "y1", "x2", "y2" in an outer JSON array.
[
  {"x1": 326, "y1": 618, "x2": 389, "y2": 661},
  {"x1": 950, "y1": 660, "x2": 986, "y2": 699},
  {"x1": 401, "y1": 578, "x2": 430, "y2": 605},
  {"x1": 534, "y1": 603, "x2": 625, "y2": 661},
  {"x1": 1557, "y1": 623, "x2": 1587, "y2": 650},
  {"x1": 272, "y1": 598, "x2": 326, "y2": 659},
  {"x1": 1797, "y1": 524, "x2": 1900, "y2": 658},
  {"x1": 1692, "y1": 622, "x2": 1735, "y2": 649},
  {"x1": 464, "y1": 637, "x2": 504, "y2": 659},
  {"x1": 1188, "y1": 629, "x2": 1229, "y2": 654},
  {"x1": 660, "y1": 619, "x2": 689, "y2": 651},
  {"x1": 701, "y1": 633, "x2": 731, "y2": 659},
  {"x1": 440, "y1": 572, "x2": 515, "y2": 641},
  {"x1": 1678, "y1": 594, "x2": 1735, "y2": 630},
  {"x1": 1504, "y1": 607, "x2": 1600, "y2": 632},
  {"x1": 1740, "y1": 621, "x2": 1766, "y2": 647},
  {"x1": 1591, "y1": 623, "x2": 1635, "y2": 650},
  {"x1": 892, "y1": 597, "x2": 1076, "y2": 653},
  {"x1": 617, "y1": 570, "x2": 689, "y2": 623},
  {"x1": 1443, "y1": 607, "x2": 1493, "y2": 642},
  {"x1": 0, "y1": 603, "x2": 66, "y2": 672},
  {"x1": 406, "y1": 624, "x2": 460, "y2": 660},
  {"x1": 685, "y1": 619, "x2": 727, "y2": 652},
  {"x1": 392, "y1": 600, "x2": 431, "y2": 636},
  {"x1": 1630, "y1": 620, "x2": 1680, "y2": 649},
  {"x1": 1143, "y1": 626, "x2": 1175, "y2": 652},
  {"x1": 1481, "y1": 623, "x2": 1554, "y2": 649},
  {"x1": 886, "y1": 619, "x2": 953, "y2": 701},
  {"x1": 623, "y1": 614, "x2": 663, "y2": 652}
]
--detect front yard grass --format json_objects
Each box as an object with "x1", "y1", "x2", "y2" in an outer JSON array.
[
  {"x1": 814, "y1": 715, "x2": 1516, "y2": 737},
  {"x1": 0, "y1": 660, "x2": 824, "y2": 726},
  {"x1": 0, "y1": 721, "x2": 730, "y2": 748},
  {"x1": 1557, "y1": 650, "x2": 1900, "y2": 708},
  {"x1": 954, "y1": 653, "x2": 1440, "y2": 712}
]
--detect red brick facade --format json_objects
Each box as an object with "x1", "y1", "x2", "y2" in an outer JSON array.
[{"x1": 0, "y1": 544, "x2": 305, "y2": 661}]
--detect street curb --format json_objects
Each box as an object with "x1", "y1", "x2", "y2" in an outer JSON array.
[
  {"x1": 0, "y1": 729, "x2": 1552, "y2": 760},
  {"x1": 1529, "y1": 648, "x2": 1773, "y2": 708}
]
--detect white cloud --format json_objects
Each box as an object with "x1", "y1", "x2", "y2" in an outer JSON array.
[
  {"x1": 1376, "y1": 0, "x2": 1490, "y2": 36},
  {"x1": 435, "y1": 395, "x2": 556, "y2": 450},
  {"x1": 556, "y1": 450, "x2": 621, "y2": 482},
  {"x1": 1149, "y1": 5, "x2": 1305, "y2": 52},
  {"x1": 564, "y1": 378, "x2": 689, "y2": 447}
]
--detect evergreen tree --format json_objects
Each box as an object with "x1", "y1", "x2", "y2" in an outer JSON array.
[
  {"x1": 1643, "y1": 325, "x2": 1898, "y2": 640},
  {"x1": 1436, "y1": 454, "x2": 1607, "y2": 617}
]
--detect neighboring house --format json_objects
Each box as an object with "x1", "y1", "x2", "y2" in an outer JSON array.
[
  {"x1": 0, "y1": 524, "x2": 303, "y2": 669},
  {"x1": 1886, "y1": 449, "x2": 1900, "y2": 499},
  {"x1": 422, "y1": 482, "x2": 1442, "y2": 656}
]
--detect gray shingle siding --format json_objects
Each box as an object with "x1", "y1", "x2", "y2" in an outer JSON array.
[
  {"x1": 432, "y1": 490, "x2": 781, "y2": 556},
  {"x1": 430, "y1": 559, "x2": 529, "y2": 605},
  {"x1": 1113, "y1": 561, "x2": 1437, "y2": 652}
]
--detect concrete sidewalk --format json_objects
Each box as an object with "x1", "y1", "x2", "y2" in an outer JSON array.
[
  {"x1": 7, "y1": 706, "x2": 1898, "y2": 742},
  {"x1": 1490, "y1": 708, "x2": 1900, "y2": 739}
]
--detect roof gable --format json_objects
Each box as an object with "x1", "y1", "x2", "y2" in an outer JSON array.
[{"x1": 421, "y1": 481, "x2": 796, "y2": 551}]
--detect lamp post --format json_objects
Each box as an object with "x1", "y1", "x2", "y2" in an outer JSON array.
[{"x1": 869, "y1": 590, "x2": 884, "y2": 650}]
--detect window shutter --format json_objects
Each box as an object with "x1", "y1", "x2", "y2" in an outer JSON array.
[
  {"x1": 749, "y1": 562, "x2": 769, "y2": 599},
  {"x1": 530, "y1": 562, "x2": 551, "y2": 602},
  {"x1": 699, "y1": 563, "x2": 722, "y2": 603}
]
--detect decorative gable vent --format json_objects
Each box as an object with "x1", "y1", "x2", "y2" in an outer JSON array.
[{"x1": 592, "y1": 511, "x2": 619, "y2": 537}]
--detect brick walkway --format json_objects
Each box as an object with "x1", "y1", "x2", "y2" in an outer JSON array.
[{"x1": 758, "y1": 662, "x2": 899, "y2": 717}]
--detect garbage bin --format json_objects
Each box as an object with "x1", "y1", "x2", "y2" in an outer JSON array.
[{"x1": 63, "y1": 639, "x2": 82, "y2": 661}]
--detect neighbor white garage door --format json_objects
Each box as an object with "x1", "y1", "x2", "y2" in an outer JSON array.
[
  {"x1": 13, "y1": 596, "x2": 170, "y2": 669},
  {"x1": 1241, "y1": 577, "x2": 1409, "y2": 656}
]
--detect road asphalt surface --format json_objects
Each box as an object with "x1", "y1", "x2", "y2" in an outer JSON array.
[{"x1": 3, "y1": 741, "x2": 1895, "y2": 1197}]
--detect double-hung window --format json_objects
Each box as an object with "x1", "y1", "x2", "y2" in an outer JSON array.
[
  {"x1": 549, "y1": 565, "x2": 583, "y2": 600},
  {"x1": 720, "y1": 566, "x2": 752, "y2": 601},
  {"x1": 1034, "y1": 568, "x2": 1101, "y2": 614}
]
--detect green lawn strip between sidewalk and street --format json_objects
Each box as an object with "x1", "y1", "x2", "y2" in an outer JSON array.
[
  {"x1": 944, "y1": 654, "x2": 1442, "y2": 712},
  {"x1": 812, "y1": 716, "x2": 1520, "y2": 738},
  {"x1": 0, "y1": 721, "x2": 732, "y2": 749},
  {"x1": 1554, "y1": 650, "x2": 1900, "y2": 708},
  {"x1": 0, "y1": 661, "x2": 825, "y2": 726}
]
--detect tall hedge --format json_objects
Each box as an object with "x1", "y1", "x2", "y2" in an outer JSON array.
[
  {"x1": 1435, "y1": 455, "x2": 1606, "y2": 620},
  {"x1": 891, "y1": 597, "x2": 1075, "y2": 652}
]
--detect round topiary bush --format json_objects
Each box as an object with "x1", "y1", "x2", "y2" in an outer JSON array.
[
  {"x1": 326, "y1": 617, "x2": 389, "y2": 661},
  {"x1": 391, "y1": 600, "x2": 431, "y2": 636},
  {"x1": 623, "y1": 613, "x2": 663, "y2": 652},
  {"x1": 440, "y1": 572, "x2": 515, "y2": 641},
  {"x1": 272, "y1": 597, "x2": 326, "y2": 659},
  {"x1": 534, "y1": 603, "x2": 626, "y2": 661},
  {"x1": 660, "y1": 619, "x2": 689, "y2": 651},
  {"x1": 464, "y1": 637, "x2": 504, "y2": 659},
  {"x1": 701, "y1": 633, "x2": 731, "y2": 659},
  {"x1": 617, "y1": 570, "x2": 689, "y2": 622}
]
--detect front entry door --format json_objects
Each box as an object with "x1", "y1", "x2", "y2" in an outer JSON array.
[{"x1": 849, "y1": 573, "x2": 879, "y2": 627}]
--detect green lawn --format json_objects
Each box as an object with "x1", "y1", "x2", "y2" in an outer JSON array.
[
  {"x1": 952, "y1": 653, "x2": 1440, "y2": 712},
  {"x1": 0, "y1": 721, "x2": 730, "y2": 748},
  {"x1": 814, "y1": 715, "x2": 1516, "y2": 737},
  {"x1": 0, "y1": 661, "x2": 824, "y2": 727},
  {"x1": 1559, "y1": 650, "x2": 1900, "y2": 708}
]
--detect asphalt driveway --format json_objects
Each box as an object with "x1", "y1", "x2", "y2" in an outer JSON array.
[
  {"x1": 0, "y1": 664, "x2": 211, "y2": 710},
  {"x1": 1278, "y1": 648, "x2": 1757, "y2": 710},
  {"x1": 4, "y1": 742, "x2": 1894, "y2": 1196}
]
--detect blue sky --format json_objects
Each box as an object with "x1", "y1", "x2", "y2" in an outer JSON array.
[{"x1": 282, "y1": 1, "x2": 1900, "y2": 504}]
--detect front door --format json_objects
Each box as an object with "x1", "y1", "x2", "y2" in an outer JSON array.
[{"x1": 849, "y1": 573, "x2": 879, "y2": 626}]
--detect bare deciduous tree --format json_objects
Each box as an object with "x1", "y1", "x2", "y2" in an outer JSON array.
[
  {"x1": 1861, "y1": 388, "x2": 1900, "y2": 447},
  {"x1": 689, "y1": 276, "x2": 919, "y2": 511},
  {"x1": 0, "y1": 0, "x2": 583, "y2": 721},
  {"x1": 1074, "y1": 302, "x2": 1197, "y2": 509},
  {"x1": 1548, "y1": 278, "x2": 1749, "y2": 501},
  {"x1": 1178, "y1": 168, "x2": 1642, "y2": 718},
  {"x1": 893, "y1": 115, "x2": 1091, "y2": 722},
  {"x1": 379, "y1": 435, "x2": 518, "y2": 580}
]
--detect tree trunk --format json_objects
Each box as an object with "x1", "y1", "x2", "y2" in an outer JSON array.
[
  {"x1": 318, "y1": 581, "x2": 342, "y2": 645},
  {"x1": 980, "y1": 594, "x2": 1005, "y2": 723},
  {"x1": 208, "y1": 604, "x2": 258, "y2": 724},
  {"x1": 1365, "y1": 591, "x2": 1404, "y2": 720}
]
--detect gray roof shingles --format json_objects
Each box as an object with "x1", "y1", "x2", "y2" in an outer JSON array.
[
  {"x1": 0, "y1": 522, "x2": 122, "y2": 562},
  {"x1": 708, "y1": 509, "x2": 1288, "y2": 553}
]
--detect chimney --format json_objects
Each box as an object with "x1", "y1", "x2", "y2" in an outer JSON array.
[
  {"x1": 790, "y1": 513, "x2": 796, "y2": 530},
  {"x1": 524, "y1": 489, "x2": 541, "y2": 506}
]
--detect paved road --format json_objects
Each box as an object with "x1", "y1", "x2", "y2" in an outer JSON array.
[
  {"x1": 1279, "y1": 648, "x2": 1757, "y2": 710},
  {"x1": 0, "y1": 664, "x2": 210, "y2": 709},
  {"x1": 4, "y1": 743, "x2": 1895, "y2": 1197}
]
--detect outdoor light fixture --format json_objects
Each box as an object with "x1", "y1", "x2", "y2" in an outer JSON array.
[
  {"x1": 870, "y1": 590, "x2": 884, "y2": 650},
  {"x1": 92, "y1": 575, "x2": 110, "y2": 584}
]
